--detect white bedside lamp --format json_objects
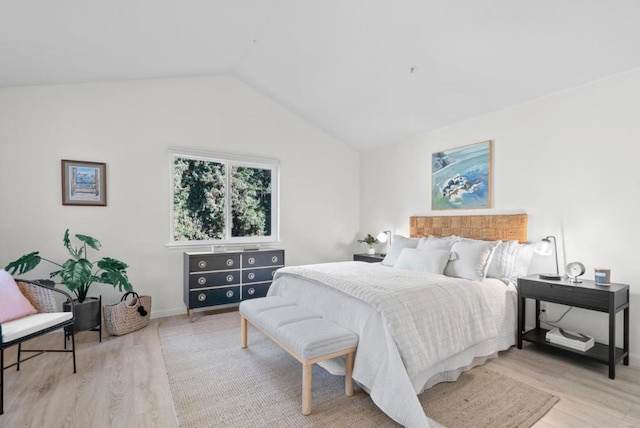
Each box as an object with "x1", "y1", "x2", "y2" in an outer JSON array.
[
  {"x1": 534, "y1": 235, "x2": 561, "y2": 280},
  {"x1": 377, "y1": 230, "x2": 391, "y2": 256}
]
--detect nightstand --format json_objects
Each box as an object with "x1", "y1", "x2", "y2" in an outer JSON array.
[
  {"x1": 353, "y1": 253, "x2": 385, "y2": 263},
  {"x1": 517, "y1": 275, "x2": 630, "y2": 379}
]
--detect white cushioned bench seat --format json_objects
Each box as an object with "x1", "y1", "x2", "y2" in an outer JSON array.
[
  {"x1": 1, "y1": 312, "x2": 73, "y2": 343},
  {"x1": 239, "y1": 296, "x2": 358, "y2": 415}
]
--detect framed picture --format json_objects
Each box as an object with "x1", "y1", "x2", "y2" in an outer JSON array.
[
  {"x1": 432, "y1": 140, "x2": 492, "y2": 210},
  {"x1": 61, "y1": 160, "x2": 107, "y2": 206}
]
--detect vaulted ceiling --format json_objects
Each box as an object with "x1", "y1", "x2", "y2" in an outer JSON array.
[{"x1": 2, "y1": 1, "x2": 640, "y2": 150}]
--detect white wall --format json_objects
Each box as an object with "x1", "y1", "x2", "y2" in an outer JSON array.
[
  {"x1": 360, "y1": 69, "x2": 640, "y2": 359},
  {"x1": 0, "y1": 75, "x2": 360, "y2": 317}
]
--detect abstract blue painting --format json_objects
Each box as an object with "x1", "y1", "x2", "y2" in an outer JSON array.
[{"x1": 432, "y1": 140, "x2": 492, "y2": 210}]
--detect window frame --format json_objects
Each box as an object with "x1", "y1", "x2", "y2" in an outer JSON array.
[{"x1": 168, "y1": 148, "x2": 280, "y2": 247}]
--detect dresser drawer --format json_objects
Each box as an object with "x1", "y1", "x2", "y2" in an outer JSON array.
[
  {"x1": 189, "y1": 271, "x2": 240, "y2": 289},
  {"x1": 242, "y1": 251, "x2": 284, "y2": 268},
  {"x1": 242, "y1": 267, "x2": 279, "y2": 283},
  {"x1": 519, "y1": 279, "x2": 609, "y2": 311},
  {"x1": 189, "y1": 286, "x2": 241, "y2": 308},
  {"x1": 242, "y1": 282, "x2": 271, "y2": 300},
  {"x1": 188, "y1": 254, "x2": 241, "y2": 272}
]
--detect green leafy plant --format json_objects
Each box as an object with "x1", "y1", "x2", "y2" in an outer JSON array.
[
  {"x1": 5, "y1": 229, "x2": 133, "y2": 303},
  {"x1": 357, "y1": 234, "x2": 379, "y2": 247}
]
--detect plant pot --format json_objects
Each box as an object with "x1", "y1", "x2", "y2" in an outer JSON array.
[
  {"x1": 367, "y1": 247, "x2": 375, "y2": 255},
  {"x1": 64, "y1": 297, "x2": 101, "y2": 332}
]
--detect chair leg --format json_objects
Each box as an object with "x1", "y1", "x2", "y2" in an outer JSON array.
[
  {"x1": 71, "y1": 329, "x2": 77, "y2": 374},
  {"x1": 1, "y1": 348, "x2": 4, "y2": 415},
  {"x1": 16, "y1": 343, "x2": 21, "y2": 371}
]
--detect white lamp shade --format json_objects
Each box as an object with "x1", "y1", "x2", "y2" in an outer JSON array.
[
  {"x1": 377, "y1": 232, "x2": 389, "y2": 243},
  {"x1": 534, "y1": 240, "x2": 552, "y2": 256}
]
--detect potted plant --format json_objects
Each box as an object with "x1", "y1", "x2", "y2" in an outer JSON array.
[
  {"x1": 357, "y1": 234, "x2": 379, "y2": 255},
  {"x1": 5, "y1": 229, "x2": 133, "y2": 332}
]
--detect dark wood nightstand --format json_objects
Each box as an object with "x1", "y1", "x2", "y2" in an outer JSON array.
[
  {"x1": 517, "y1": 275, "x2": 630, "y2": 379},
  {"x1": 353, "y1": 253, "x2": 385, "y2": 263}
]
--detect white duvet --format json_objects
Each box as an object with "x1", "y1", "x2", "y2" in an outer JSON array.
[{"x1": 268, "y1": 261, "x2": 517, "y2": 428}]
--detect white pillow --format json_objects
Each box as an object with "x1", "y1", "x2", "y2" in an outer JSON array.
[
  {"x1": 510, "y1": 242, "x2": 535, "y2": 280},
  {"x1": 486, "y1": 240, "x2": 518, "y2": 279},
  {"x1": 381, "y1": 235, "x2": 419, "y2": 266},
  {"x1": 444, "y1": 240, "x2": 499, "y2": 281},
  {"x1": 394, "y1": 248, "x2": 452, "y2": 275},
  {"x1": 416, "y1": 235, "x2": 459, "y2": 251}
]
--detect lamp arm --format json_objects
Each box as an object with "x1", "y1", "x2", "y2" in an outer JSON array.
[{"x1": 547, "y1": 236, "x2": 559, "y2": 276}]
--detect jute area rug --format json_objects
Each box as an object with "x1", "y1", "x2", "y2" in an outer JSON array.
[{"x1": 158, "y1": 311, "x2": 558, "y2": 428}]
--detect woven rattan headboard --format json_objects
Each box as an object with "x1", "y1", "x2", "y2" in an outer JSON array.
[{"x1": 409, "y1": 214, "x2": 528, "y2": 243}]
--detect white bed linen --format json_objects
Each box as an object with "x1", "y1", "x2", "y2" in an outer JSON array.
[{"x1": 267, "y1": 261, "x2": 517, "y2": 428}]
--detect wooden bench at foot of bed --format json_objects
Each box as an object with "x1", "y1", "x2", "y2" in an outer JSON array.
[{"x1": 239, "y1": 296, "x2": 358, "y2": 415}]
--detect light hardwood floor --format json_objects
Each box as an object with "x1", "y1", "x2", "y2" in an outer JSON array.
[{"x1": 1, "y1": 312, "x2": 638, "y2": 428}]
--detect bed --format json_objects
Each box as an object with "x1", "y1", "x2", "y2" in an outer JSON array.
[{"x1": 267, "y1": 214, "x2": 531, "y2": 428}]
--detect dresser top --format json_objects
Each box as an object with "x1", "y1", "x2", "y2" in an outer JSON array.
[{"x1": 185, "y1": 248, "x2": 283, "y2": 256}]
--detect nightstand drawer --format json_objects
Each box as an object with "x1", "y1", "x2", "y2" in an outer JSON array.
[
  {"x1": 519, "y1": 279, "x2": 611, "y2": 311},
  {"x1": 353, "y1": 253, "x2": 385, "y2": 263}
]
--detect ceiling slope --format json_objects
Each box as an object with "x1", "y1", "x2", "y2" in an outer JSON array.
[{"x1": 2, "y1": 1, "x2": 640, "y2": 149}]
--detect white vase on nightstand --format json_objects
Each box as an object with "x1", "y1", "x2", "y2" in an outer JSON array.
[{"x1": 367, "y1": 247, "x2": 375, "y2": 255}]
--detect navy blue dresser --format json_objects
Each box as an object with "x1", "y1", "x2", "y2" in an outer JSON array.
[{"x1": 184, "y1": 249, "x2": 285, "y2": 319}]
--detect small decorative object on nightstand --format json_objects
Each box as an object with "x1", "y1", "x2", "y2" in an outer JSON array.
[
  {"x1": 594, "y1": 267, "x2": 611, "y2": 285},
  {"x1": 353, "y1": 253, "x2": 385, "y2": 263},
  {"x1": 566, "y1": 261, "x2": 585, "y2": 283},
  {"x1": 357, "y1": 234, "x2": 379, "y2": 255},
  {"x1": 517, "y1": 274, "x2": 629, "y2": 379}
]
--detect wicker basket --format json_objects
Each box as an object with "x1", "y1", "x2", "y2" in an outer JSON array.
[{"x1": 103, "y1": 292, "x2": 151, "y2": 336}]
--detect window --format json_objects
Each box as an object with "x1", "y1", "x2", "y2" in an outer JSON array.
[{"x1": 169, "y1": 148, "x2": 279, "y2": 246}]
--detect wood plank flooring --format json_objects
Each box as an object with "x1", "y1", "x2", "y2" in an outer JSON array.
[{"x1": 1, "y1": 313, "x2": 638, "y2": 427}]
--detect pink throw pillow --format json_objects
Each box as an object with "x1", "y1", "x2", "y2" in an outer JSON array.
[{"x1": 0, "y1": 269, "x2": 37, "y2": 323}]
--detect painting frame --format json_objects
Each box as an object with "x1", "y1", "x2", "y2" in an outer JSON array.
[
  {"x1": 61, "y1": 159, "x2": 107, "y2": 206},
  {"x1": 431, "y1": 140, "x2": 492, "y2": 210}
]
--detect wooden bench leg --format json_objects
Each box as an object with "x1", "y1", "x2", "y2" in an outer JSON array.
[
  {"x1": 302, "y1": 362, "x2": 312, "y2": 415},
  {"x1": 345, "y1": 351, "x2": 354, "y2": 396},
  {"x1": 241, "y1": 315, "x2": 248, "y2": 349}
]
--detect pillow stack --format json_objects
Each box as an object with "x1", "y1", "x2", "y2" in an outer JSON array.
[{"x1": 380, "y1": 234, "x2": 535, "y2": 283}]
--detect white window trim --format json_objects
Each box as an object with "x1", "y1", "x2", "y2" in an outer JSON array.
[{"x1": 167, "y1": 147, "x2": 280, "y2": 248}]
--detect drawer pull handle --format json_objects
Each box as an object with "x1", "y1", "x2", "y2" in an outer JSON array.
[
  {"x1": 272, "y1": 256, "x2": 278, "y2": 263},
  {"x1": 198, "y1": 277, "x2": 206, "y2": 285},
  {"x1": 248, "y1": 273, "x2": 255, "y2": 280},
  {"x1": 226, "y1": 274, "x2": 234, "y2": 282},
  {"x1": 226, "y1": 290, "x2": 234, "y2": 298},
  {"x1": 271, "y1": 271, "x2": 276, "y2": 277},
  {"x1": 198, "y1": 293, "x2": 206, "y2": 302},
  {"x1": 198, "y1": 260, "x2": 207, "y2": 269},
  {"x1": 248, "y1": 257, "x2": 255, "y2": 265},
  {"x1": 226, "y1": 259, "x2": 234, "y2": 267},
  {"x1": 248, "y1": 288, "x2": 255, "y2": 295}
]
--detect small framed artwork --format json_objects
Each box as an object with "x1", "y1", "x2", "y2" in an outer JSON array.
[
  {"x1": 61, "y1": 160, "x2": 107, "y2": 206},
  {"x1": 432, "y1": 140, "x2": 492, "y2": 210}
]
